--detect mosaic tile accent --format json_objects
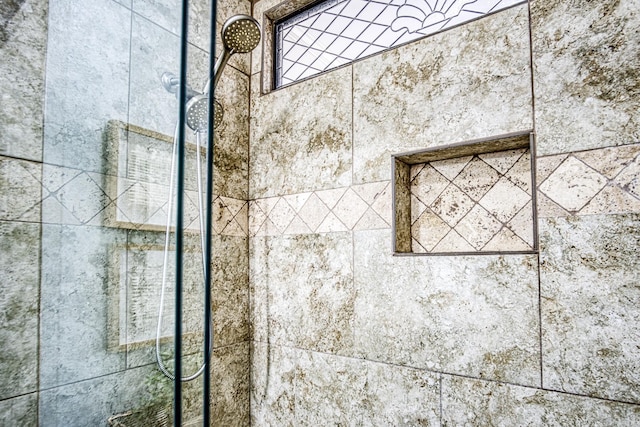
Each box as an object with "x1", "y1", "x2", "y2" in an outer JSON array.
[
  {"x1": 408, "y1": 148, "x2": 534, "y2": 253},
  {"x1": 249, "y1": 181, "x2": 391, "y2": 236},
  {"x1": 538, "y1": 143, "x2": 640, "y2": 217}
]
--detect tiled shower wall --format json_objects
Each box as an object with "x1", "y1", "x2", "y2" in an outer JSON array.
[
  {"x1": 249, "y1": 0, "x2": 640, "y2": 425},
  {"x1": 1, "y1": 0, "x2": 251, "y2": 424}
]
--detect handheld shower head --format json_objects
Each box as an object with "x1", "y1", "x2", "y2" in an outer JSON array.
[
  {"x1": 186, "y1": 96, "x2": 224, "y2": 133},
  {"x1": 222, "y1": 14, "x2": 261, "y2": 54},
  {"x1": 206, "y1": 15, "x2": 261, "y2": 92}
]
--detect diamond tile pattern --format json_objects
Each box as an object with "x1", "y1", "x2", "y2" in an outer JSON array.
[
  {"x1": 249, "y1": 182, "x2": 391, "y2": 236},
  {"x1": 538, "y1": 144, "x2": 640, "y2": 217},
  {"x1": 410, "y1": 149, "x2": 534, "y2": 253},
  {"x1": 275, "y1": 0, "x2": 525, "y2": 87}
]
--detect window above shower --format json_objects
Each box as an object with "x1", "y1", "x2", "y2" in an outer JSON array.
[{"x1": 274, "y1": 0, "x2": 526, "y2": 88}]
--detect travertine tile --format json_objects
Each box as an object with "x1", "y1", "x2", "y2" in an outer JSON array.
[
  {"x1": 0, "y1": 222, "x2": 40, "y2": 399},
  {"x1": 251, "y1": 343, "x2": 297, "y2": 427},
  {"x1": 354, "y1": 229, "x2": 540, "y2": 386},
  {"x1": 479, "y1": 177, "x2": 530, "y2": 223},
  {"x1": 44, "y1": 0, "x2": 130, "y2": 172},
  {"x1": 296, "y1": 350, "x2": 440, "y2": 426},
  {"x1": 211, "y1": 342, "x2": 250, "y2": 425},
  {"x1": 531, "y1": 0, "x2": 640, "y2": 155},
  {"x1": 250, "y1": 233, "x2": 354, "y2": 355},
  {"x1": 431, "y1": 184, "x2": 475, "y2": 227},
  {"x1": 250, "y1": 67, "x2": 352, "y2": 198},
  {"x1": 453, "y1": 157, "x2": 501, "y2": 202},
  {"x1": 412, "y1": 209, "x2": 450, "y2": 251},
  {"x1": 411, "y1": 164, "x2": 449, "y2": 205},
  {"x1": 540, "y1": 214, "x2": 640, "y2": 403},
  {"x1": 0, "y1": 0, "x2": 47, "y2": 161},
  {"x1": 0, "y1": 393, "x2": 38, "y2": 427},
  {"x1": 332, "y1": 188, "x2": 369, "y2": 230},
  {"x1": 0, "y1": 157, "x2": 41, "y2": 222},
  {"x1": 539, "y1": 156, "x2": 607, "y2": 212},
  {"x1": 40, "y1": 224, "x2": 127, "y2": 388},
  {"x1": 353, "y1": 4, "x2": 532, "y2": 183},
  {"x1": 442, "y1": 375, "x2": 640, "y2": 426},
  {"x1": 455, "y1": 204, "x2": 503, "y2": 250}
]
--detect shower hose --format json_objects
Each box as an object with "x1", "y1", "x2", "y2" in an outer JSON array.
[{"x1": 155, "y1": 123, "x2": 212, "y2": 382}]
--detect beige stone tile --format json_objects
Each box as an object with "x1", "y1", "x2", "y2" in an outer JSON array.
[
  {"x1": 353, "y1": 4, "x2": 532, "y2": 183},
  {"x1": 581, "y1": 185, "x2": 640, "y2": 216},
  {"x1": 351, "y1": 181, "x2": 388, "y2": 205},
  {"x1": 411, "y1": 209, "x2": 450, "y2": 252},
  {"x1": 507, "y1": 201, "x2": 535, "y2": 246},
  {"x1": 284, "y1": 216, "x2": 312, "y2": 235},
  {"x1": 250, "y1": 233, "x2": 354, "y2": 355},
  {"x1": 410, "y1": 197, "x2": 427, "y2": 225},
  {"x1": 0, "y1": 393, "x2": 38, "y2": 426},
  {"x1": 251, "y1": 343, "x2": 297, "y2": 427},
  {"x1": 316, "y1": 211, "x2": 349, "y2": 233},
  {"x1": 483, "y1": 227, "x2": 530, "y2": 252},
  {"x1": 431, "y1": 156, "x2": 472, "y2": 181},
  {"x1": 479, "y1": 177, "x2": 530, "y2": 223},
  {"x1": 315, "y1": 187, "x2": 347, "y2": 210},
  {"x1": 268, "y1": 198, "x2": 295, "y2": 233},
  {"x1": 536, "y1": 153, "x2": 568, "y2": 182},
  {"x1": 453, "y1": 157, "x2": 501, "y2": 202},
  {"x1": 411, "y1": 164, "x2": 449, "y2": 205},
  {"x1": 432, "y1": 229, "x2": 475, "y2": 253},
  {"x1": 297, "y1": 193, "x2": 330, "y2": 232},
  {"x1": 248, "y1": 201, "x2": 267, "y2": 236},
  {"x1": 540, "y1": 215, "x2": 640, "y2": 403},
  {"x1": 455, "y1": 204, "x2": 503, "y2": 250},
  {"x1": 442, "y1": 375, "x2": 640, "y2": 426},
  {"x1": 539, "y1": 156, "x2": 607, "y2": 212},
  {"x1": 370, "y1": 182, "x2": 393, "y2": 225},
  {"x1": 212, "y1": 235, "x2": 249, "y2": 347},
  {"x1": 0, "y1": 0, "x2": 47, "y2": 162},
  {"x1": 332, "y1": 188, "x2": 368, "y2": 230},
  {"x1": 250, "y1": 67, "x2": 352, "y2": 198},
  {"x1": 353, "y1": 207, "x2": 388, "y2": 231},
  {"x1": 213, "y1": 66, "x2": 251, "y2": 199},
  {"x1": 616, "y1": 153, "x2": 640, "y2": 200},
  {"x1": 506, "y1": 150, "x2": 533, "y2": 194},
  {"x1": 296, "y1": 350, "x2": 440, "y2": 426},
  {"x1": 536, "y1": 192, "x2": 570, "y2": 218},
  {"x1": 354, "y1": 229, "x2": 540, "y2": 386},
  {"x1": 0, "y1": 222, "x2": 40, "y2": 399},
  {"x1": 575, "y1": 144, "x2": 640, "y2": 180},
  {"x1": 479, "y1": 148, "x2": 527, "y2": 175},
  {"x1": 532, "y1": 0, "x2": 640, "y2": 155},
  {"x1": 0, "y1": 156, "x2": 41, "y2": 222},
  {"x1": 211, "y1": 343, "x2": 250, "y2": 425},
  {"x1": 431, "y1": 184, "x2": 475, "y2": 227},
  {"x1": 282, "y1": 192, "x2": 312, "y2": 213}
]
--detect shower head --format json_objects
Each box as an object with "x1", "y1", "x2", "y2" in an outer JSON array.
[
  {"x1": 186, "y1": 95, "x2": 224, "y2": 132},
  {"x1": 205, "y1": 15, "x2": 261, "y2": 93},
  {"x1": 221, "y1": 14, "x2": 261, "y2": 54}
]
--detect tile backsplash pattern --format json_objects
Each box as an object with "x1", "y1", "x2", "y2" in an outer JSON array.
[
  {"x1": 249, "y1": 181, "x2": 392, "y2": 236},
  {"x1": 410, "y1": 149, "x2": 533, "y2": 253},
  {"x1": 538, "y1": 144, "x2": 640, "y2": 217}
]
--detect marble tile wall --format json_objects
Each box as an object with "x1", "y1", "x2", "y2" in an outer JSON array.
[{"x1": 249, "y1": 0, "x2": 640, "y2": 424}]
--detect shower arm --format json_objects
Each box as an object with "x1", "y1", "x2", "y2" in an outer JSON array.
[{"x1": 203, "y1": 48, "x2": 235, "y2": 94}]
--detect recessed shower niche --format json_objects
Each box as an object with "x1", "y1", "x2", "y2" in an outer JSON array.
[{"x1": 393, "y1": 132, "x2": 537, "y2": 255}]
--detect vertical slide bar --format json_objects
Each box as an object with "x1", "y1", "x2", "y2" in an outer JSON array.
[
  {"x1": 175, "y1": 0, "x2": 190, "y2": 425},
  {"x1": 203, "y1": 0, "x2": 218, "y2": 424}
]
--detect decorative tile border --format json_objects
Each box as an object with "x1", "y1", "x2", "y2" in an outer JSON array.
[
  {"x1": 538, "y1": 143, "x2": 640, "y2": 217},
  {"x1": 249, "y1": 181, "x2": 392, "y2": 236},
  {"x1": 409, "y1": 148, "x2": 534, "y2": 253}
]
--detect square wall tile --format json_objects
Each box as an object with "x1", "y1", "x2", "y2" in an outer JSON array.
[
  {"x1": 353, "y1": 3, "x2": 532, "y2": 183},
  {"x1": 250, "y1": 232, "x2": 354, "y2": 355},
  {"x1": 0, "y1": 393, "x2": 38, "y2": 427},
  {"x1": 531, "y1": 0, "x2": 640, "y2": 155},
  {"x1": 43, "y1": 0, "x2": 131, "y2": 172},
  {"x1": 354, "y1": 229, "x2": 540, "y2": 387},
  {"x1": 0, "y1": 0, "x2": 47, "y2": 161},
  {"x1": 0, "y1": 221, "x2": 40, "y2": 399},
  {"x1": 250, "y1": 67, "x2": 352, "y2": 199},
  {"x1": 442, "y1": 375, "x2": 640, "y2": 426},
  {"x1": 540, "y1": 214, "x2": 640, "y2": 403}
]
